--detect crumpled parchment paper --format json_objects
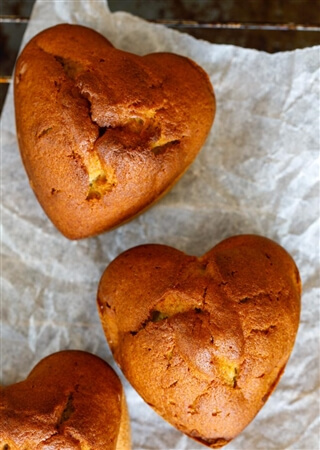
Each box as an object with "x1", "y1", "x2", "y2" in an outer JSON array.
[{"x1": 1, "y1": 1, "x2": 319, "y2": 449}]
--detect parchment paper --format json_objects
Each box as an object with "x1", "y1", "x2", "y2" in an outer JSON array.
[{"x1": 1, "y1": 1, "x2": 319, "y2": 449}]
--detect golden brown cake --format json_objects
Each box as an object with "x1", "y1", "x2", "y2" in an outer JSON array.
[
  {"x1": 0, "y1": 350, "x2": 131, "y2": 449},
  {"x1": 14, "y1": 24, "x2": 215, "y2": 239},
  {"x1": 97, "y1": 235, "x2": 301, "y2": 448}
]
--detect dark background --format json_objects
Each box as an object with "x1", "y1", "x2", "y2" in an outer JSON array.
[{"x1": 1, "y1": 0, "x2": 320, "y2": 113}]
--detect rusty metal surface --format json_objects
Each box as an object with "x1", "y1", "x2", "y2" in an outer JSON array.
[
  {"x1": 1, "y1": 15, "x2": 30, "y2": 23},
  {"x1": 152, "y1": 19, "x2": 320, "y2": 31},
  {"x1": 2, "y1": 15, "x2": 320, "y2": 31}
]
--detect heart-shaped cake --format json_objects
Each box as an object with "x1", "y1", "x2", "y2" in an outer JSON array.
[
  {"x1": 97, "y1": 235, "x2": 301, "y2": 448},
  {"x1": 14, "y1": 24, "x2": 215, "y2": 239},
  {"x1": 0, "y1": 350, "x2": 130, "y2": 449}
]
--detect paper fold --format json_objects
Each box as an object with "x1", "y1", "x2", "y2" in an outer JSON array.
[{"x1": 1, "y1": 1, "x2": 319, "y2": 449}]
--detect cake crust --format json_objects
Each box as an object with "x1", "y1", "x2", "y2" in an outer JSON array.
[
  {"x1": 97, "y1": 235, "x2": 301, "y2": 448},
  {"x1": 0, "y1": 350, "x2": 131, "y2": 449},
  {"x1": 14, "y1": 24, "x2": 215, "y2": 239}
]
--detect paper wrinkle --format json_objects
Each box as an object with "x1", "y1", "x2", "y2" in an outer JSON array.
[{"x1": 1, "y1": 0, "x2": 319, "y2": 449}]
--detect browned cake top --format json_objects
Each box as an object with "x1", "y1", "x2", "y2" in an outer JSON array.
[
  {"x1": 14, "y1": 24, "x2": 215, "y2": 239},
  {"x1": 97, "y1": 235, "x2": 301, "y2": 448},
  {"x1": 0, "y1": 350, "x2": 130, "y2": 449}
]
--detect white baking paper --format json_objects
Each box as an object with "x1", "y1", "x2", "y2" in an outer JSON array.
[{"x1": 1, "y1": 1, "x2": 319, "y2": 449}]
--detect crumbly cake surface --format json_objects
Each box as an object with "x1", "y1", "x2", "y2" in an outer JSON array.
[
  {"x1": 0, "y1": 350, "x2": 131, "y2": 450},
  {"x1": 14, "y1": 24, "x2": 215, "y2": 239},
  {"x1": 97, "y1": 235, "x2": 301, "y2": 448}
]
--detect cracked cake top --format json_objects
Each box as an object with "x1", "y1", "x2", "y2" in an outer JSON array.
[{"x1": 14, "y1": 24, "x2": 215, "y2": 239}]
